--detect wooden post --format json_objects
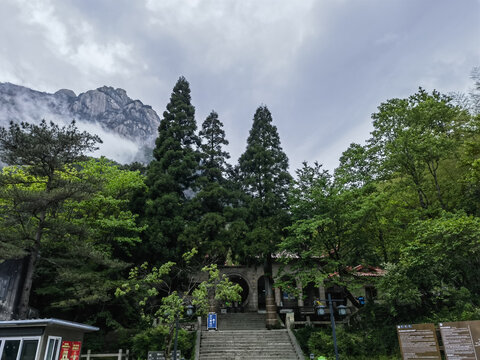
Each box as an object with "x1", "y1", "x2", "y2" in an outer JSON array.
[
  {"x1": 86, "y1": 350, "x2": 91, "y2": 360},
  {"x1": 118, "y1": 349, "x2": 122, "y2": 360},
  {"x1": 125, "y1": 350, "x2": 129, "y2": 360}
]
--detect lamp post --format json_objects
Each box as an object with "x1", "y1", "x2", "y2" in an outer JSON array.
[
  {"x1": 173, "y1": 304, "x2": 194, "y2": 360},
  {"x1": 315, "y1": 293, "x2": 348, "y2": 360}
]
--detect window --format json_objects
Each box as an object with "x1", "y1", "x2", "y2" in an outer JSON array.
[
  {"x1": 1, "y1": 340, "x2": 20, "y2": 360},
  {"x1": 44, "y1": 337, "x2": 61, "y2": 360},
  {"x1": 0, "y1": 338, "x2": 40, "y2": 360},
  {"x1": 19, "y1": 341, "x2": 38, "y2": 360}
]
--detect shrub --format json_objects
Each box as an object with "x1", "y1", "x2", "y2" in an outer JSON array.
[{"x1": 131, "y1": 326, "x2": 195, "y2": 360}]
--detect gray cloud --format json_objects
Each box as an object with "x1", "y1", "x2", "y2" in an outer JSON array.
[{"x1": 1, "y1": 0, "x2": 479, "y2": 171}]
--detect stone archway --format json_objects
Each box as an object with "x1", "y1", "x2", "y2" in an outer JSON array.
[
  {"x1": 228, "y1": 274, "x2": 250, "y2": 305},
  {"x1": 218, "y1": 268, "x2": 255, "y2": 310}
]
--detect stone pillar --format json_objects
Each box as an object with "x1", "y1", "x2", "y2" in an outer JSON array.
[
  {"x1": 285, "y1": 312, "x2": 295, "y2": 329},
  {"x1": 297, "y1": 280, "x2": 304, "y2": 307},
  {"x1": 251, "y1": 281, "x2": 257, "y2": 312},
  {"x1": 275, "y1": 287, "x2": 282, "y2": 307},
  {"x1": 265, "y1": 294, "x2": 277, "y2": 328},
  {"x1": 264, "y1": 256, "x2": 277, "y2": 328},
  {"x1": 319, "y1": 285, "x2": 326, "y2": 301}
]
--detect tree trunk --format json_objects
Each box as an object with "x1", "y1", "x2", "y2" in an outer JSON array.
[
  {"x1": 427, "y1": 161, "x2": 445, "y2": 209},
  {"x1": 264, "y1": 254, "x2": 277, "y2": 329},
  {"x1": 165, "y1": 325, "x2": 175, "y2": 360},
  {"x1": 345, "y1": 288, "x2": 361, "y2": 308},
  {"x1": 17, "y1": 214, "x2": 44, "y2": 319},
  {"x1": 417, "y1": 187, "x2": 428, "y2": 209},
  {"x1": 378, "y1": 228, "x2": 388, "y2": 263}
]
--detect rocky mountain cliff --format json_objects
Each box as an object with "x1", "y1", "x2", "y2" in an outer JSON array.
[{"x1": 0, "y1": 82, "x2": 160, "y2": 162}]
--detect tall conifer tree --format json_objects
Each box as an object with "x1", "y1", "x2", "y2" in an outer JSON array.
[
  {"x1": 199, "y1": 111, "x2": 230, "y2": 183},
  {"x1": 238, "y1": 105, "x2": 291, "y2": 327},
  {"x1": 181, "y1": 111, "x2": 245, "y2": 261},
  {"x1": 144, "y1": 76, "x2": 200, "y2": 262}
]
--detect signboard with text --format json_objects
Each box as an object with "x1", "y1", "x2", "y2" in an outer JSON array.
[
  {"x1": 207, "y1": 312, "x2": 217, "y2": 330},
  {"x1": 439, "y1": 320, "x2": 480, "y2": 360},
  {"x1": 58, "y1": 341, "x2": 82, "y2": 360},
  {"x1": 59, "y1": 341, "x2": 72, "y2": 360},
  {"x1": 397, "y1": 323, "x2": 441, "y2": 360}
]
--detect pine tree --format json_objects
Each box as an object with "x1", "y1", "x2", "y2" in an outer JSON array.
[
  {"x1": 238, "y1": 105, "x2": 291, "y2": 327},
  {"x1": 144, "y1": 77, "x2": 200, "y2": 262},
  {"x1": 180, "y1": 111, "x2": 245, "y2": 262},
  {"x1": 0, "y1": 120, "x2": 101, "y2": 318},
  {"x1": 239, "y1": 106, "x2": 291, "y2": 212},
  {"x1": 199, "y1": 111, "x2": 230, "y2": 183}
]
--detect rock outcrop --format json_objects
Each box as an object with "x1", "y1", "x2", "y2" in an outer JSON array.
[{"x1": 0, "y1": 82, "x2": 160, "y2": 160}]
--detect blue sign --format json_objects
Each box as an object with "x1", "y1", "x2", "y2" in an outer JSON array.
[
  {"x1": 207, "y1": 312, "x2": 217, "y2": 330},
  {"x1": 357, "y1": 296, "x2": 365, "y2": 305}
]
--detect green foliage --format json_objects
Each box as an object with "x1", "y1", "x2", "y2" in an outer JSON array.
[
  {"x1": 284, "y1": 84, "x2": 480, "y2": 358},
  {"x1": 29, "y1": 159, "x2": 146, "y2": 326},
  {"x1": 369, "y1": 88, "x2": 470, "y2": 211},
  {"x1": 295, "y1": 318, "x2": 400, "y2": 360},
  {"x1": 237, "y1": 105, "x2": 291, "y2": 311},
  {"x1": 239, "y1": 105, "x2": 291, "y2": 218},
  {"x1": 144, "y1": 76, "x2": 200, "y2": 263},
  {"x1": 116, "y1": 252, "x2": 241, "y2": 357},
  {"x1": 378, "y1": 212, "x2": 480, "y2": 318},
  {"x1": 308, "y1": 327, "x2": 364, "y2": 357},
  {"x1": 199, "y1": 110, "x2": 230, "y2": 180},
  {"x1": 180, "y1": 110, "x2": 244, "y2": 261},
  {"x1": 131, "y1": 326, "x2": 194, "y2": 360},
  {"x1": 0, "y1": 120, "x2": 101, "y2": 318},
  {"x1": 238, "y1": 105, "x2": 291, "y2": 262}
]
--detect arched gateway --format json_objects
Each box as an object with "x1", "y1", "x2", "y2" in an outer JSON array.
[{"x1": 193, "y1": 263, "x2": 381, "y2": 314}]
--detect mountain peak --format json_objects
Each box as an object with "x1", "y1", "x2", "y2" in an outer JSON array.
[
  {"x1": 0, "y1": 82, "x2": 160, "y2": 163},
  {"x1": 54, "y1": 89, "x2": 76, "y2": 98}
]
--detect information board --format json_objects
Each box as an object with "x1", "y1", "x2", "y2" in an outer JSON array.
[
  {"x1": 439, "y1": 320, "x2": 480, "y2": 360},
  {"x1": 207, "y1": 312, "x2": 217, "y2": 330},
  {"x1": 147, "y1": 351, "x2": 180, "y2": 360},
  {"x1": 147, "y1": 351, "x2": 163, "y2": 360},
  {"x1": 397, "y1": 323, "x2": 441, "y2": 360}
]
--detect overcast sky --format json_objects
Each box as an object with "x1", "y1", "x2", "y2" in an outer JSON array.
[{"x1": 1, "y1": 0, "x2": 479, "y2": 171}]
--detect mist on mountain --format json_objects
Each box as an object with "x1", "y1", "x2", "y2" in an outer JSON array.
[{"x1": 0, "y1": 82, "x2": 159, "y2": 164}]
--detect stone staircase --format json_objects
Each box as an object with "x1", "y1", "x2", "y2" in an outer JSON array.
[
  {"x1": 201, "y1": 312, "x2": 266, "y2": 330},
  {"x1": 218, "y1": 312, "x2": 266, "y2": 330},
  {"x1": 198, "y1": 312, "x2": 301, "y2": 360}
]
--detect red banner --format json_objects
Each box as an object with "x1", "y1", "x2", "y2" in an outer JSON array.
[
  {"x1": 70, "y1": 342, "x2": 82, "y2": 360},
  {"x1": 59, "y1": 341, "x2": 72, "y2": 360},
  {"x1": 58, "y1": 341, "x2": 82, "y2": 360}
]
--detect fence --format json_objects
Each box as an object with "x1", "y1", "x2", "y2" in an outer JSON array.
[{"x1": 81, "y1": 349, "x2": 130, "y2": 360}]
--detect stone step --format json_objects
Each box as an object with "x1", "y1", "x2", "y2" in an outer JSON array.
[
  {"x1": 203, "y1": 312, "x2": 267, "y2": 330},
  {"x1": 200, "y1": 356, "x2": 298, "y2": 358},
  {"x1": 200, "y1": 344, "x2": 294, "y2": 349},
  {"x1": 199, "y1": 329, "x2": 300, "y2": 360},
  {"x1": 200, "y1": 353, "x2": 298, "y2": 358}
]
